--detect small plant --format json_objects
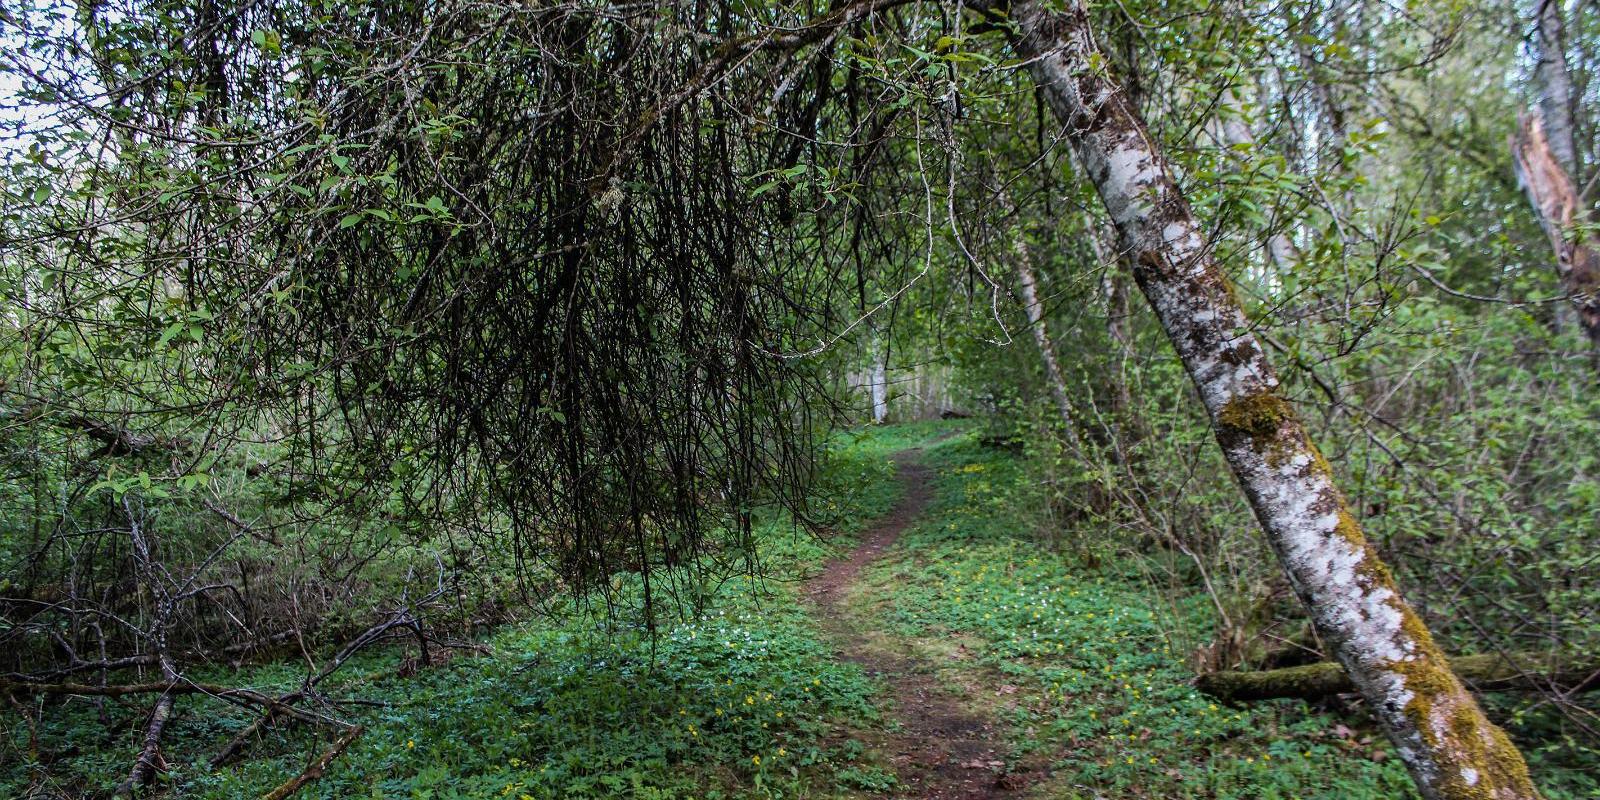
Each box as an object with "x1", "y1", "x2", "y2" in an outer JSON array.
[{"x1": 834, "y1": 765, "x2": 898, "y2": 792}]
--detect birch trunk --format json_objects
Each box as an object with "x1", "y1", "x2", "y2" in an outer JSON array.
[
  {"x1": 996, "y1": 2, "x2": 1540, "y2": 797},
  {"x1": 1215, "y1": 85, "x2": 1300, "y2": 272},
  {"x1": 1512, "y1": 114, "x2": 1600, "y2": 353},
  {"x1": 1014, "y1": 245, "x2": 1076, "y2": 430},
  {"x1": 1087, "y1": 219, "x2": 1136, "y2": 440},
  {"x1": 1535, "y1": 0, "x2": 1578, "y2": 177},
  {"x1": 869, "y1": 347, "x2": 888, "y2": 424},
  {"x1": 999, "y1": 190, "x2": 1082, "y2": 440}
]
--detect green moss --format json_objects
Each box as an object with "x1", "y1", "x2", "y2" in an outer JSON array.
[
  {"x1": 1332, "y1": 508, "x2": 1366, "y2": 550},
  {"x1": 1386, "y1": 613, "x2": 1539, "y2": 800},
  {"x1": 1306, "y1": 441, "x2": 1336, "y2": 479},
  {"x1": 1216, "y1": 392, "x2": 1292, "y2": 442},
  {"x1": 1216, "y1": 392, "x2": 1297, "y2": 465}
]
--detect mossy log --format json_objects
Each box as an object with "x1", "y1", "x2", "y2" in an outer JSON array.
[{"x1": 1198, "y1": 653, "x2": 1600, "y2": 702}]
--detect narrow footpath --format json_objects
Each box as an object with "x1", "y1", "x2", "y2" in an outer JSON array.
[{"x1": 804, "y1": 451, "x2": 1038, "y2": 800}]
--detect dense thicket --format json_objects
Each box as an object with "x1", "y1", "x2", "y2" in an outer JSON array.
[
  {"x1": 2, "y1": 0, "x2": 1599, "y2": 796},
  {"x1": 1, "y1": 0, "x2": 861, "y2": 664}
]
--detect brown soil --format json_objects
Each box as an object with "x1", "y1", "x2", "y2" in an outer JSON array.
[{"x1": 805, "y1": 451, "x2": 1042, "y2": 800}]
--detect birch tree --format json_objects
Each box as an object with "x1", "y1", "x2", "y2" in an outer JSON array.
[
  {"x1": 1515, "y1": 0, "x2": 1600, "y2": 352},
  {"x1": 984, "y1": 1, "x2": 1541, "y2": 796},
  {"x1": 1512, "y1": 114, "x2": 1600, "y2": 353},
  {"x1": 1534, "y1": 0, "x2": 1579, "y2": 177}
]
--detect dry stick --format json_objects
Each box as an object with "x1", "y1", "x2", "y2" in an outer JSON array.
[
  {"x1": 212, "y1": 607, "x2": 435, "y2": 767},
  {"x1": 211, "y1": 708, "x2": 284, "y2": 768},
  {"x1": 0, "y1": 679, "x2": 339, "y2": 727},
  {"x1": 258, "y1": 725, "x2": 364, "y2": 800},
  {"x1": 988, "y1": 1, "x2": 1542, "y2": 798},
  {"x1": 115, "y1": 504, "x2": 181, "y2": 799}
]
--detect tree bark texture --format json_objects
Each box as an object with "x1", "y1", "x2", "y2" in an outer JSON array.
[
  {"x1": 1011, "y1": 219, "x2": 1080, "y2": 436},
  {"x1": 1535, "y1": 0, "x2": 1578, "y2": 177},
  {"x1": 1511, "y1": 113, "x2": 1600, "y2": 353},
  {"x1": 870, "y1": 346, "x2": 889, "y2": 424},
  {"x1": 998, "y1": 2, "x2": 1541, "y2": 797},
  {"x1": 1214, "y1": 84, "x2": 1300, "y2": 271}
]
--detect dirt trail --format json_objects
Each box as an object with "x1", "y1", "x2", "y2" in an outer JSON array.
[{"x1": 805, "y1": 451, "x2": 1036, "y2": 800}]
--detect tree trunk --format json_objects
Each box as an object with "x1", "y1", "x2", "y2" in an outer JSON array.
[
  {"x1": 1214, "y1": 83, "x2": 1300, "y2": 272},
  {"x1": 1008, "y1": 210, "x2": 1080, "y2": 437},
  {"x1": 996, "y1": 2, "x2": 1541, "y2": 797},
  {"x1": 1511, "y1": 113, "x2": 1600, "y2": 353},
  {"x1": 1086, "y1": 218, "x2": 1138, "y2": 450},
  {"x1": 869, "y1": 345, "x2": 888, "y2": 424},
  {"x1": 1198, "y1": 652, "x2": 1600, "y2": 703},
  {"x1": 1535, "y1": 0, "x2": 1578, "y2": 178}
]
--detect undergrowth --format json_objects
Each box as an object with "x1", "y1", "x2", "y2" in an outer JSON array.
[
  {"x1": 7, "y1": 419, "x2": 1590, "y2": 799},
  {"x1": 855, "y1": 421, "x2": 1592, "y2": 800},
  {"x1": 1, "y1": 429, "x2": 906, "y2": 800}
]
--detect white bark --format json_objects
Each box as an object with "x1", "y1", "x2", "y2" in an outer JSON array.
[
  {"x1": 1512, "y1": 114, "x2": 1600, "y2": 352},
  {"x1": 1086, "y1": 219, "x2": 1135, "y2": 431},
  {"x1": 1214, "y1": 84, "x2": 1300, "y2": 273},
  {"x1": 997, "y1": 2, "x2": 1540, "y2": 797},
  {"x1": 1535, "y1": 0, "x2": 1578, "y2": 177},
  {"x1": 998, "y1": 189, "x2": 1081, "y2": 439},
  {"x1": 1013, "y1": 238, "x2": 1078, "y2": 430},
  {"x1": 869, "y1": 348, "x2": 888, "y2": 424}
]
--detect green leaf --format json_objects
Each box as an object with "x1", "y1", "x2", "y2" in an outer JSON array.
[
  {"x1": 339, "y1": 212, "x2": 363, "y2": 229},
  {"x1": 157, "y1": 321, "x2": 186, "y2": 348}
]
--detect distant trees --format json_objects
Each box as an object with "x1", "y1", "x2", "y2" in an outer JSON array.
[{"x1": 1513, "y1": 114, "x2": 1600, "y2": 354}]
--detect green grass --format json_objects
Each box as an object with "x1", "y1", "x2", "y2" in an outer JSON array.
[
  {"x1": 7, "y1": 419, "x2": 1591, "y2": 799},
  {"x1": 2, "y1": 428, "x2": 911, "y2": 800},
  {"x1": 7, "y1": 569, "x2": 889, "y2": 799},
  {"x1": 851, "y1": 423, "x2": 1565, "y2": 800}
]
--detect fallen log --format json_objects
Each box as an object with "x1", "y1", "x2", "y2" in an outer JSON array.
[
  {"x1": 1198, "y1": 652, "x2": 1600, "y2": 702},
  {"x1": 114, "y1": 691, "x2": 174, "y2": 798},
  {"x1": 259, "y1": 724, "x2": 364, "y2": 800},
  {"x1": 112, "y1": 647, "x2": 182, "y2": 799}
]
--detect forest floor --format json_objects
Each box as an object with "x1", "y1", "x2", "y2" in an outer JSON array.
[
  {"x1": 804, "y1": 450, "x2": 1042, "y2": 799},
  {"x1": 5, "y1": 421, "x2": 1591, "y2": 799}
]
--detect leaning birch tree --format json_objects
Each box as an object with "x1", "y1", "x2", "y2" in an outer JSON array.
[{"x1": 976, "y1": 1, "x2": 1541, "y2": 797}]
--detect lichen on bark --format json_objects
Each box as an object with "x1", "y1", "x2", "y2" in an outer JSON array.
[{"x1": 993, "y1": 1, "x2": 1544, "y2": 797}]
